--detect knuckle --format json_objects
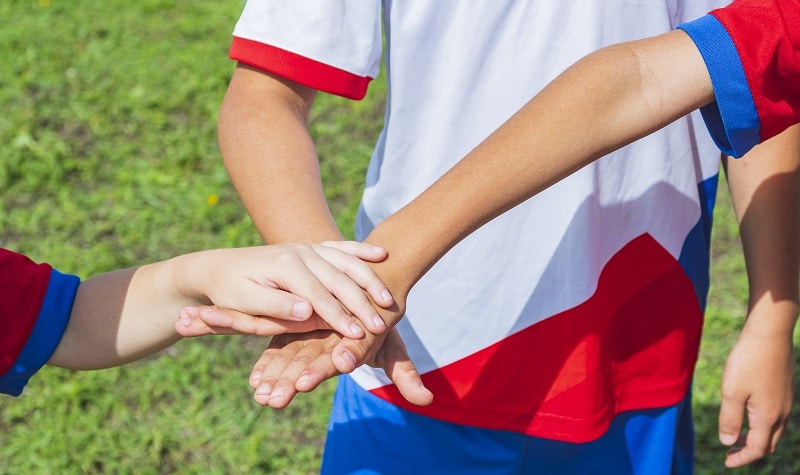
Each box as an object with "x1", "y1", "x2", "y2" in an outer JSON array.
[
  {"x1": 267, "y1": 352, "x2": 292, "y2": 366},
  {"x1": 292, "y1": 354, "x2": 315, "y2": 367},
  {"x1": 272, "y1": 249, "x2": 299, "y2": 266}
]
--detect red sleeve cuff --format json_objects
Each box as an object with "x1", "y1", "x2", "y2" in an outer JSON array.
[{"x1": 230, "y1": 36, "x2": 373, "y2": 100}]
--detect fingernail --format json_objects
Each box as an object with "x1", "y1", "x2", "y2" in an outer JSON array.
[
  {"x1": 250, "y1": 372, "x2": 262, "y2": 384},
  {"x1": 297, "y1": 374, "x2": 310, "y2": 386},
  {"x1": 381, "y1": 289, "x2": 394, "y2": 304},
  {"x1": 184, "y1": 306, "x2": 199, "y2": 317},
  {"x1": 720, "y1": 433, "x2": 737, "y2": 445},
  {"x1": 293, "y1": 301, "x2": 311, "y2": 319},
  {"x1": 200, "y1": 307, "x2": 216, "y2": 317},
  {"x1": 342, "y1": 350, "x2": 357, "y2": 370},
  {"x1": 372, "y1": 315, "x2": 387, "y2": 329},
  {"x1": 269, "y1": 388, "x2": 285, "y2": 400},
  {"x1": 179, "y1": 318, "x2": 192, "y2": 327},
  {"x1": 255, "y1": 384, "x2": 271, "y2": 396},
  {"x1": 350, "y1": 323, "x2": 365, "y2": 338},
  {"x1": 371, "y1": 245, "x2": 386, "y2": 254}
]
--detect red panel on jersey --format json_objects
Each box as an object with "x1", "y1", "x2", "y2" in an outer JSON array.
[{"x1": 372, "y1": 234, "x2": 702, "y2": 443}]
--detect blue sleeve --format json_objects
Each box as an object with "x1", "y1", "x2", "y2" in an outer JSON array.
[
  {"x1": 677, "y1": 14, "x2": 761, "y2": 158},
  {"x1": 0, "y1": 269, "x2": 80, "y2": 396}
]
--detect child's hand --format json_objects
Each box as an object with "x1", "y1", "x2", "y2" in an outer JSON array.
[
  {"x1": 175, "y1": 305, "x2": 332, "y2": 337},
  {"x1": 248, "y1": 329, "x2": 433, "y2": 409},
  {"x1": 717, "y1": 309, "x2": 796, "y2": 468},
  {"x1": 186, "y1": 242, "x2": 394, "y2": 339}
]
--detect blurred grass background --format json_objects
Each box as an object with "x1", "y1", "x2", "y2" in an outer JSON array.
[{"x1": 0, "y1": 1, "x2": 798, "y2": 473}]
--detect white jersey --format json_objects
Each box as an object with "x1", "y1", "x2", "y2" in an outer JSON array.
[{"x1": 232, "y1": 0, "x2": 726, "y2": 443}]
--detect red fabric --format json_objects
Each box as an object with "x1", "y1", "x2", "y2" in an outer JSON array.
[
  {"x1": 711, "y1": 0, "x2": 800, "y2": 142},
  {"x1": 372, "y1": 234, "x2": 702, "y2": 443},
  {"x1": 0, "y1": 249, "x2": 52, "y2": 373},
  {"x1": 229, "y1": 36, "x2": 373, "y2": 100}
]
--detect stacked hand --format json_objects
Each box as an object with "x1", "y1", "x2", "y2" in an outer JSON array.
[{"x1": 174, "y1": 240, "x2": 433, "y2": 408}]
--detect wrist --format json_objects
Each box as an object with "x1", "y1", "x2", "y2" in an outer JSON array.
[
  {"x1": 742, "y1": 298, "x2": 799, "y2": 340},
  {"x1": 161, "y1": 251, "x2": 214, "y2": 308},
  {"x1": 364, "y1": 214, "x2": 443, "y2": 291}
]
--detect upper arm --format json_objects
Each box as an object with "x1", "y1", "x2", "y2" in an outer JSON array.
[{"x1": 220, "y1": 63, "x2": 317, "y2": 136}]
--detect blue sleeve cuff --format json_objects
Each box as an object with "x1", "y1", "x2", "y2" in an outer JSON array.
[
  {"x1": 0, "y1": 269, "x2": 79, "y2": 396},
  {"x1": 677, "y1": 14, "x2": 761, "y2": 158}
]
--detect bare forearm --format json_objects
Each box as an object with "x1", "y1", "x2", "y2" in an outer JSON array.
[
  {"x1": 367, "y1": 30, "x2": 715, "y2": 298},
  {"x1": 725, "y1": 124, "x2": 800, "y2": 332},
  {"x1": 49, "y1": 260, "x2": 187, "y2": 369},
  {"x1": 220, "y1": 64, "x2": 341, "y2": 243}
]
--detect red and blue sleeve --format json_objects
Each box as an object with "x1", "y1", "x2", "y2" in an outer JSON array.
[
  {"x1": 678, "y1": 0, "x2": 800, "y2": 158},
  {"x1": 0, "y1": 249, "x2": 80, "y2": 396}
]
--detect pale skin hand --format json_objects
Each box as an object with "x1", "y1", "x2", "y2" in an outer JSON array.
[
  {"x1": 248, "y1": 328, "x2": 433, "y2": 409},
  {"x1": 240, "y1": 269, "x2": 432, "y2": 408},
  {"x1": 719, "y1": 304, "x2": 796, "y2": 468},
  {"x1": 718, "y1": 125, "x2": 800, "y2": 467},
  {"x1": 180, "y1": 241, "x2": 395, "y2": 338},
  {"x1": 48, "y1": 241, "x2": 393, "y2": 369},
  {"x1": 175, "y1": 306, "x2": 333, "y2": 338},
  {"x1": 190, "y1": 272, "x2": 430, "y2": 408}
]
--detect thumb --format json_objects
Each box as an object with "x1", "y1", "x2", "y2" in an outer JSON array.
[
  {"x1": 718, "y1": 387, "x2": 746, "y2": 446},
  {"x1": 375, "y1": 328, "x2": 433, "y2": 406}
]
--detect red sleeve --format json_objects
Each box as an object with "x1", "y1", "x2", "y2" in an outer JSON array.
[
  {"x1": 678, "y1": 0, "x2": 800, "y2": 156},
  {"x1": 711, "y1": 0, "x2": 800, "y2": 141},
  {"x1": 0, "y1": 249, "x2": 53, "y2": 374}
]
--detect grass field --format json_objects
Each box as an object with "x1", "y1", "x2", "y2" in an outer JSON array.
[{"x1": 1, "y1": 1, "x2": 799, "y2": 474}]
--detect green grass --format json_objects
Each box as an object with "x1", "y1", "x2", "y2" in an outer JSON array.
[{"x1": 0, "y1": 1, "x2": 798, "y2": 473}]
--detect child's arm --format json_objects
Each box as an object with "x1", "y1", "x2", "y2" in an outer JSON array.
[
  {"x1": 0, "y1": 241, "x2": 406, "y2": 396},
  {"x1": 717, "y1": 125, "x2": 800, "y2": 468},
  {"x1": 48, "y1": 242, "x2": 392, "y2": 370}
]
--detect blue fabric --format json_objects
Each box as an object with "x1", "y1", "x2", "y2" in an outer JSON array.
[
  {"x1": 0, "y1": 269, "x2": 79, "y2": 396},
  {"x1": 678, "y1": 15, "x2": 761, "y2": 158},
  {"x1": 322, "y1": 375, "x2": 694, "y2": 475},
  {"x1": 677, "y1": 174, "x2": 719, "y2": 310}
]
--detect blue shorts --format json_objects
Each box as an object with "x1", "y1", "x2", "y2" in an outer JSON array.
[{"x1": 321, "y1": 375, "x2": 695, "y2": 475}]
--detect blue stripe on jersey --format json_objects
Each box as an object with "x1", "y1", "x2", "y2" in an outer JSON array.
[
  {"x1": 678, "y1": 15, "x2": 761, "y2": 158},
  {"x1": 0, "y1": 269, "x2": 79, "y2": 396},
  {"x1": 678, "y1": 173, "x2": 719, "y2": 310},
  {"x1": 322, "y1": 375, "x2": 694, "y2": 475}
]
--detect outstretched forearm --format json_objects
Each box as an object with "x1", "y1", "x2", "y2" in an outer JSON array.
[
  {"x1": 48, "y1": 242, "x2": 397, "y2": 369},
  {"x1": 366, "y1": 30, "x2": 715, "y2": 299},
  {"x1": 49, "y1": 262, "x2": 185, "y2": 370}
]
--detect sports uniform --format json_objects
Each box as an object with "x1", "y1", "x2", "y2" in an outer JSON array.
[
  {"x1": 679, "y1": 0, "x2": 800, "y2": 158},
  {"x1": 230, "y1": 1, "x2": 725, "y2": 472},
  {"x1": 0, "y1": 249, "x2": 79, "y2": 396}
]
